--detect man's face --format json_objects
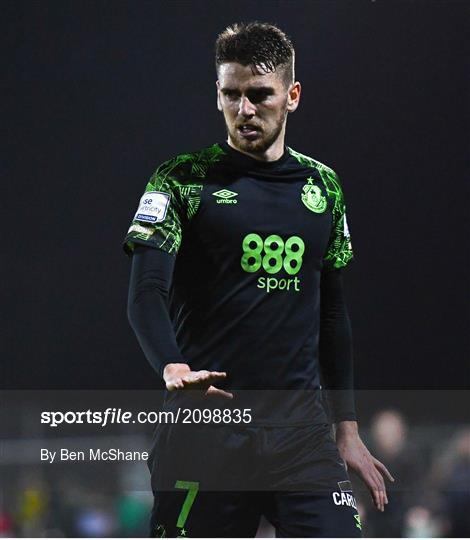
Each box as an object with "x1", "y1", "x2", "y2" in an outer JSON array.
[{"x1": 216, "y1": 62, "x2": 299, "y2": 155}]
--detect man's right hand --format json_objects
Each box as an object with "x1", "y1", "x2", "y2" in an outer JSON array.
[{"x1": 163, "y1": 363, "x2": 233, "y2": 399}]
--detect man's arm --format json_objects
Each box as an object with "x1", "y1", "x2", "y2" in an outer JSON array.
[
  {"x1": 127, "y1": 245, "x2": 232, "y2": 397},
  {"x1": 127, "y1": 245, "x2": 185, "y2": 378},
  {"x1": 319, "y1": 268, "x2": 356, "y2": 423},
  {"x1": 319, "y1": 269, "x2": 394, "y2": 512}
]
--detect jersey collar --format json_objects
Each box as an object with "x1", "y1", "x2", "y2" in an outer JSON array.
[{"x1": 218, "y1": 141, "x2": 290, "y2": 170}]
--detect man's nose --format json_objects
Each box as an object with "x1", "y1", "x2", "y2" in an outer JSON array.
[{"x1": 239, "y1": 96, "x2": 256, "y2": 116}]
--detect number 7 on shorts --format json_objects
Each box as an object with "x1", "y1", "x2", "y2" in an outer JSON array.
[{"x1": 175, "y1": 480, "x2": 200, "y2": 529}]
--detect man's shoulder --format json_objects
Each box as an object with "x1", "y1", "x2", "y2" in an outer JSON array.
[
  {"x1": 287, "y1": 147, "x2": 345, "y2": 198},
  {"x1": 287, "y1": 146, "x2": 338, "y2": 178},
  {"x1": 149, "y1": 143, "x2": 226, "y2": 187}
]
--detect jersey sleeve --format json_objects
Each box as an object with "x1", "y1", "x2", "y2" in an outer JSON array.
[
  {"x1": 123, "y1": 160, "x2": 187, "y2": 257},
  {"x1": 321, "y1": 167, "x2": 354, "y2": 270}
]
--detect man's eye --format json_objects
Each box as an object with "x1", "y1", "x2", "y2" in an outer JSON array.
[
  {"x1": 224, "y1": 91, "x2": 238, "y2": 100},
  {"x1": 247, "y1": 91, "x2": 270, "y2": 104}
]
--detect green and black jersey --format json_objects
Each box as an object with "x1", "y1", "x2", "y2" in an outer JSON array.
[{"x1": 124, "y1": 141, "x2": 353, "y2": 424}]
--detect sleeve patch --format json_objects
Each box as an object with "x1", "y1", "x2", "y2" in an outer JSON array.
[
  {"x1": 343, "y1": 214, "x2": 350, "y2": 237},
  {"x1": 127, "y1": 223, "x2": 153, "y2": 238},
  {"x1": 134, "y1": 191, "x2": 171, "y2": 223}
]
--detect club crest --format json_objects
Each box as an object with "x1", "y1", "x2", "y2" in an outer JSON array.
[{"x1": 301, "y1": 178, "x2": 327, "y2": 213}]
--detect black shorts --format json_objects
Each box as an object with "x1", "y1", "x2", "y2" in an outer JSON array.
[{"x1": 148, "y1": 422, "x2": 362, "y2": 537}]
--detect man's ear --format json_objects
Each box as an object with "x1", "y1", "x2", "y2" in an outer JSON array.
[
  {"x1": 287, "y1": 81, "x2": 301, "y2": 113},
  {"x1": 216, "y1": 80, "x2": 222, "y2": 112}
]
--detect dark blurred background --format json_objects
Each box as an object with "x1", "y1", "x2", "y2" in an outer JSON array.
[{"x1": 2, "y1": 1, "x2": 469, "y2": 402}]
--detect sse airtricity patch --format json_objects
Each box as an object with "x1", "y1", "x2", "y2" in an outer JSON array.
[{"x1": 134, "y1": 191, "x2": 170, "y2": 223}]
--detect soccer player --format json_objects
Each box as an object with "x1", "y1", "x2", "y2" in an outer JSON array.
[{"x1": 124, "y1": 22, "x2": 393, "y2": 537}]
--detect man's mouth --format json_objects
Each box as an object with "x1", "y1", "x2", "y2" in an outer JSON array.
[{"x1": 237, "y1": 124, "x2": 261, "y2": 138}]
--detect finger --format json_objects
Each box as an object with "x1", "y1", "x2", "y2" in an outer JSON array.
[
  {"x1": 372, "y1": 482, "x2": 383, "y2": 512},
  {"x1": 368, "y1": 467, "x2": 386, "y2": 510},
  {"x1": 373, "y1": 482, "x2": 384, "y2": 512},
  {"x1": 196, "y1": 373, "x2": 228, "y2": 388},
  {"x1": 380, "y1": 491, "x2": 385, "y2": 512},
  {"x1": 379, "y1": 488, "x2": 385, "y2": 511},
  {"x1": 371, "y1": 485, "x2": 382, "y2": 511},
  {"x1": 205, "y1": 372, "x2": 227, "y2": 383},
  {"x1": 360, "y1": 469, "x2": 383, "y2": 511},
  {"x1": 181, "y1": 372, "x2": 211, "y2": 385},
  {"x1": 376, "y1": 489, "x2": 383, "y2": 512},
  {"x1": 361, "y1": 457, "x2": 387, "y2": 510},
  {"x1": 381, "y1": 479, "x2": 389, "y2": 506},
  {"x1": 182, "y1": 372, "x2": 226, "y2": 385},
  {"x1": 205, "y1": 386, "x2": 233, "y2": 399},
  {"x1": 373, "y1": 470, "x2": 387, "y2": 510},
  {"x1": 373, "y1": 466, "x2": 388, "y2": 506},
  {"x1": 373, "y1": 458, "x2": 395, "y2": 482},
  {"x1": 191, "y1": 370, "x2": 226, "y2": 380},
  {"x1": 167, "y1": 378, "x2": 184, "y2": 391}
]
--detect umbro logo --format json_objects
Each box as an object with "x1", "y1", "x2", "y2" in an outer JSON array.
[
  {"x1": 212, "y1": 189, "x2": 238, "y2": 204},
  {"x1": 213, "y1": 189, "x2": 237, "y2": 199}
]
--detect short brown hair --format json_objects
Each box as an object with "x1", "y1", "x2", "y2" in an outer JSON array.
[{"x1": 215, "y1": 21, "x2": 295, "y2": 87}]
